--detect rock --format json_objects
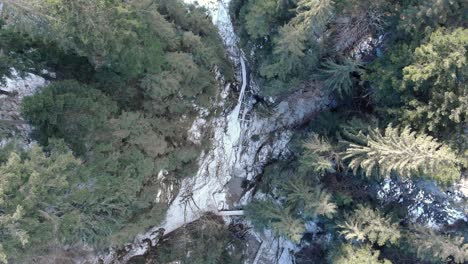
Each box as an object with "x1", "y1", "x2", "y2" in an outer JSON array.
[
  {"x1": 377, "y1": 178, "x2": 467, "y2": 229},
  {"x1": 0, "y1": 70, "x2": 47, "y2": 147},
  {"x1": 187, "y1": 107, "x2": 209, "y2": 145}
]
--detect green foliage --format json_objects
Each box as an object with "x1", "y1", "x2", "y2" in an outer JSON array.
[
  {"x1": 245, "y1": 199, "x2": 305, "y2": 243},
  {"x1": 21, "y1": 80, "x2": 118, "y2": 155},
  {"x1": 398, "y1": 0, "x2": 466, "y2": 39},
  {"x1": 3, "y1": 0, "x2": 164, "y2": 78},
  {"x1": 409, "y1": 227, "x2": 468, "y2": 264},
  {"x1": 401, "y1": 28, "x2": 467, "y2": 139},
  {"x1": 3, "y1": 0, "x2": 230, "y2": 256},
  {"x1": 364, "y1": 43, "x2": 414, "y2": 107},
  {"x1": 291, "y1": 0, "x2": 335, "y2": 37},
  {"x1": 344, "y1": 125, "x2": 461, "y2": 184},
  {"x1": 339, "y1": 205, "x2": 400, "y2": 246},
  {"x1": 260, "y1": 24, "x2": 307, "y2": 81},
  {"x1": 331, "y1": 244, "x2": 392, "y2": 264},
  {"x1": 242, "y1": 0, "x2": 279, "y2": 40},
  {"x1": 246, "y1": 174, "x2": 337, "y2": 244},
  {"x1": 281, "y1": 178, "x2": 337, "y2": 219},
  {"x1": 155, "y1": 214, "x2": 244, "y2": 264},
  {"x1": 300, "y1": 134, "x2": 339, "y2": 176},
  {"x1": 0, "y1": 21, "x2": 43, "y2": 81},
  {"x1": 234, "y1": 0, "x2": 324, "y2": 96},
  {"x1": 316, "y1": 58, "x2": 363, "y2": 97},
  {"x1": 366, "y1": 27, "x2": 467, "y2": 148},
  {"x1": 0, "y1": 141, "x2": 82, "y2": 261}
]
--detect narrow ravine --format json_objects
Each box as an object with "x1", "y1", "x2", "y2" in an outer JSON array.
[
  {"x1": 100, "y1": 0, "x2": 251, "y2": 261},
  {"x1": 100, "y1": 1, "x2": 332, "y2": 262}
]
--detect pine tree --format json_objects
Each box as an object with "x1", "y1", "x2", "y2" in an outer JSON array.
[
  {"x1": 316, "y1": 58, "x2": 363, "y2": 97},
  {"x1": 0, "y1": 142, "x2": 81, "y2": 261},
  {"x1": 245, "y1": 199, "x2": 305, "y2": 243},
  {"x1": 260, "y1": 24, "x2": 306, "y2": 80},
  {"x1": 21, "y1": 80, "x2": 118, "y2": 155},
  {"x1": 300, "y1": 134, "x2": 339, "y2": 175},
  {"x1": 292, "y1": 0, "x2": 335, "y2": 37},
  {"x1": 398, "y1": 0, "x2": 465, "y2": 38},
  {"x1": 343, "y1": 125, "x2": 461, "y2": 183},
  {"x1": 281, "y1": 177, "x2": 336, "y2": 219},
  {"x1": 339, "y1": 205, "x2": 400, "y2": 246},
  {"x1": 242, "y1": 0, "x2": 278, "y2": 39},
  {"x1": 331, "y1": 244, "x2": 392, "y2": 264},
  {"x1": 270, "y1": 213, "x2": 305, "y2": 244},
  {"x1": 410, "y1": 227, "x2": 468, "y2": 263},
  {"x1": 401, "y1": 28, "x2": 467, "y2": 139}
]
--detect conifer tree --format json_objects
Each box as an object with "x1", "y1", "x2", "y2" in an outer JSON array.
[
  {"x1": 398, "y1": 0, "x2": 465, "y2": 37},
  {"x1": 401, "y1": 27, "x2": 467, "y2": 139},
  {"x1": 316, "y1": 58, "x2": 363, "y2": 97},
  {"x1": 242, "y1": 0, "x2": 278, "y2": 39},
  {"x1": 281, "y1": 177, "x2": 336, "y2": 219},
  {"x1": 300, "y1": 134, "x2": 339, "y2": 175},
  {"x1": 343, "y1": 125, "x2": 461, "y2": 183},
  {"x1": 21, "y1": 80, "x2": 118, "y2": 155},
  {"x1": 270, "y1": 213, "x2": 305, "y2": 244},
  {"x1": 339, "y1": 205, "x2": 400, "y2": 246},
  {"x1": 331, "y1": 244, "x2": 392, "y2": 264},
  {"x1": 292, "y1": 0, "x2": 335, "y2": 37},
  {"x1": 410, "y1": 227, "x2": 468, "y2": 263},
  {"x1": 0, "y1": 142, "x2": 81, "y2": 261},
  {"x1": 245, "y1": 199, "x2": 305, "y2": 243},
  {"x1": 260, "y1": 24, "x2": 306, "y2": 80}
]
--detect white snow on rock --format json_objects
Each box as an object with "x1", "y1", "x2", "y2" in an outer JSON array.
[
  {"x1": 0, "y1": 70, "x2": 46, "y2": 98},
  {"x1": 0, "y1": 70, "x2": 47, "y2": 146},
  {"x1": 187, "y1": 107, "x2": 209, "y2": 145},
  {"x1": 377, "y1": 178, "x2": 467, "y2": 229}
]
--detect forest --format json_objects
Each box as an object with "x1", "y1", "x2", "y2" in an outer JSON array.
[{"x1": 0, "y1": 0, "x2": 466, "y2": 263}]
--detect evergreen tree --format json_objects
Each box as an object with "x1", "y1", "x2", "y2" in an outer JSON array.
[
  {"x1": 260, "y1": 24, "x2": 306, "y2": 80},
  {"x1": 281, "y1": 177, "x2": 336, "y2": 219},
  {"x1": 0, "y1": 142, "x2": 81, "y2": 261},
  {"x1": 292, "y1": 0, "x2": 335, "y2": 37},
  {"x1": 365, "y1": 27, "x2": 467, "y2": 148},
  {"x1": 410, "y1": 227, "x2": 468, "y2": 263},
  {"x1": 331, "y1": 244, "x2": 392, "y2": 264},
  {"x1": 316, "y1": 58, "x2": 362, "y2": 97},
  {"x1": 401, "y1": 28, "x2": 467, "y2": 140},
  {"x1": 242, "y1": 0, "x2": 279, "y2": 40},
  {"x1": 343, "y1": 125, "x2": 461, "y2": 183},
  {"x1": 398, "y1": 0, "x2": 466, "y2": 38},
  {"x1": 339, "y1": 205, "x2": 400, "y2": 246},
  {"x1": 21, "y1": 80, "x2": 118, "y2": 155},
  {"x1": 12, "y1": 0, "x2": 228, "y2": 251},
  {"x1": 245, "y1": 199, "x2": 305, "y2": 243},
  {"x1": 300, "y1": 134, "x2": 339, "y2": 175},
  {"x1": 270, "y1": 213, "x2": 305, "y2": 244}
]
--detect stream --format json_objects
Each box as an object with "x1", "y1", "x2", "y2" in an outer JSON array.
[
  {"x1": 101, "y1": 0, "x2": 254, "y2": 262},
  {"x1": 99, "y1": 0, "x2": 332, "y2": 262}
]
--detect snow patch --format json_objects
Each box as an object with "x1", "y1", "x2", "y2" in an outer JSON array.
[
  {"x1": 0, "y1": 70, "x2": 47, "y2": 147},
  {"x1": 377, "y1": 178, "x2": 467, "y2": 229}
]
